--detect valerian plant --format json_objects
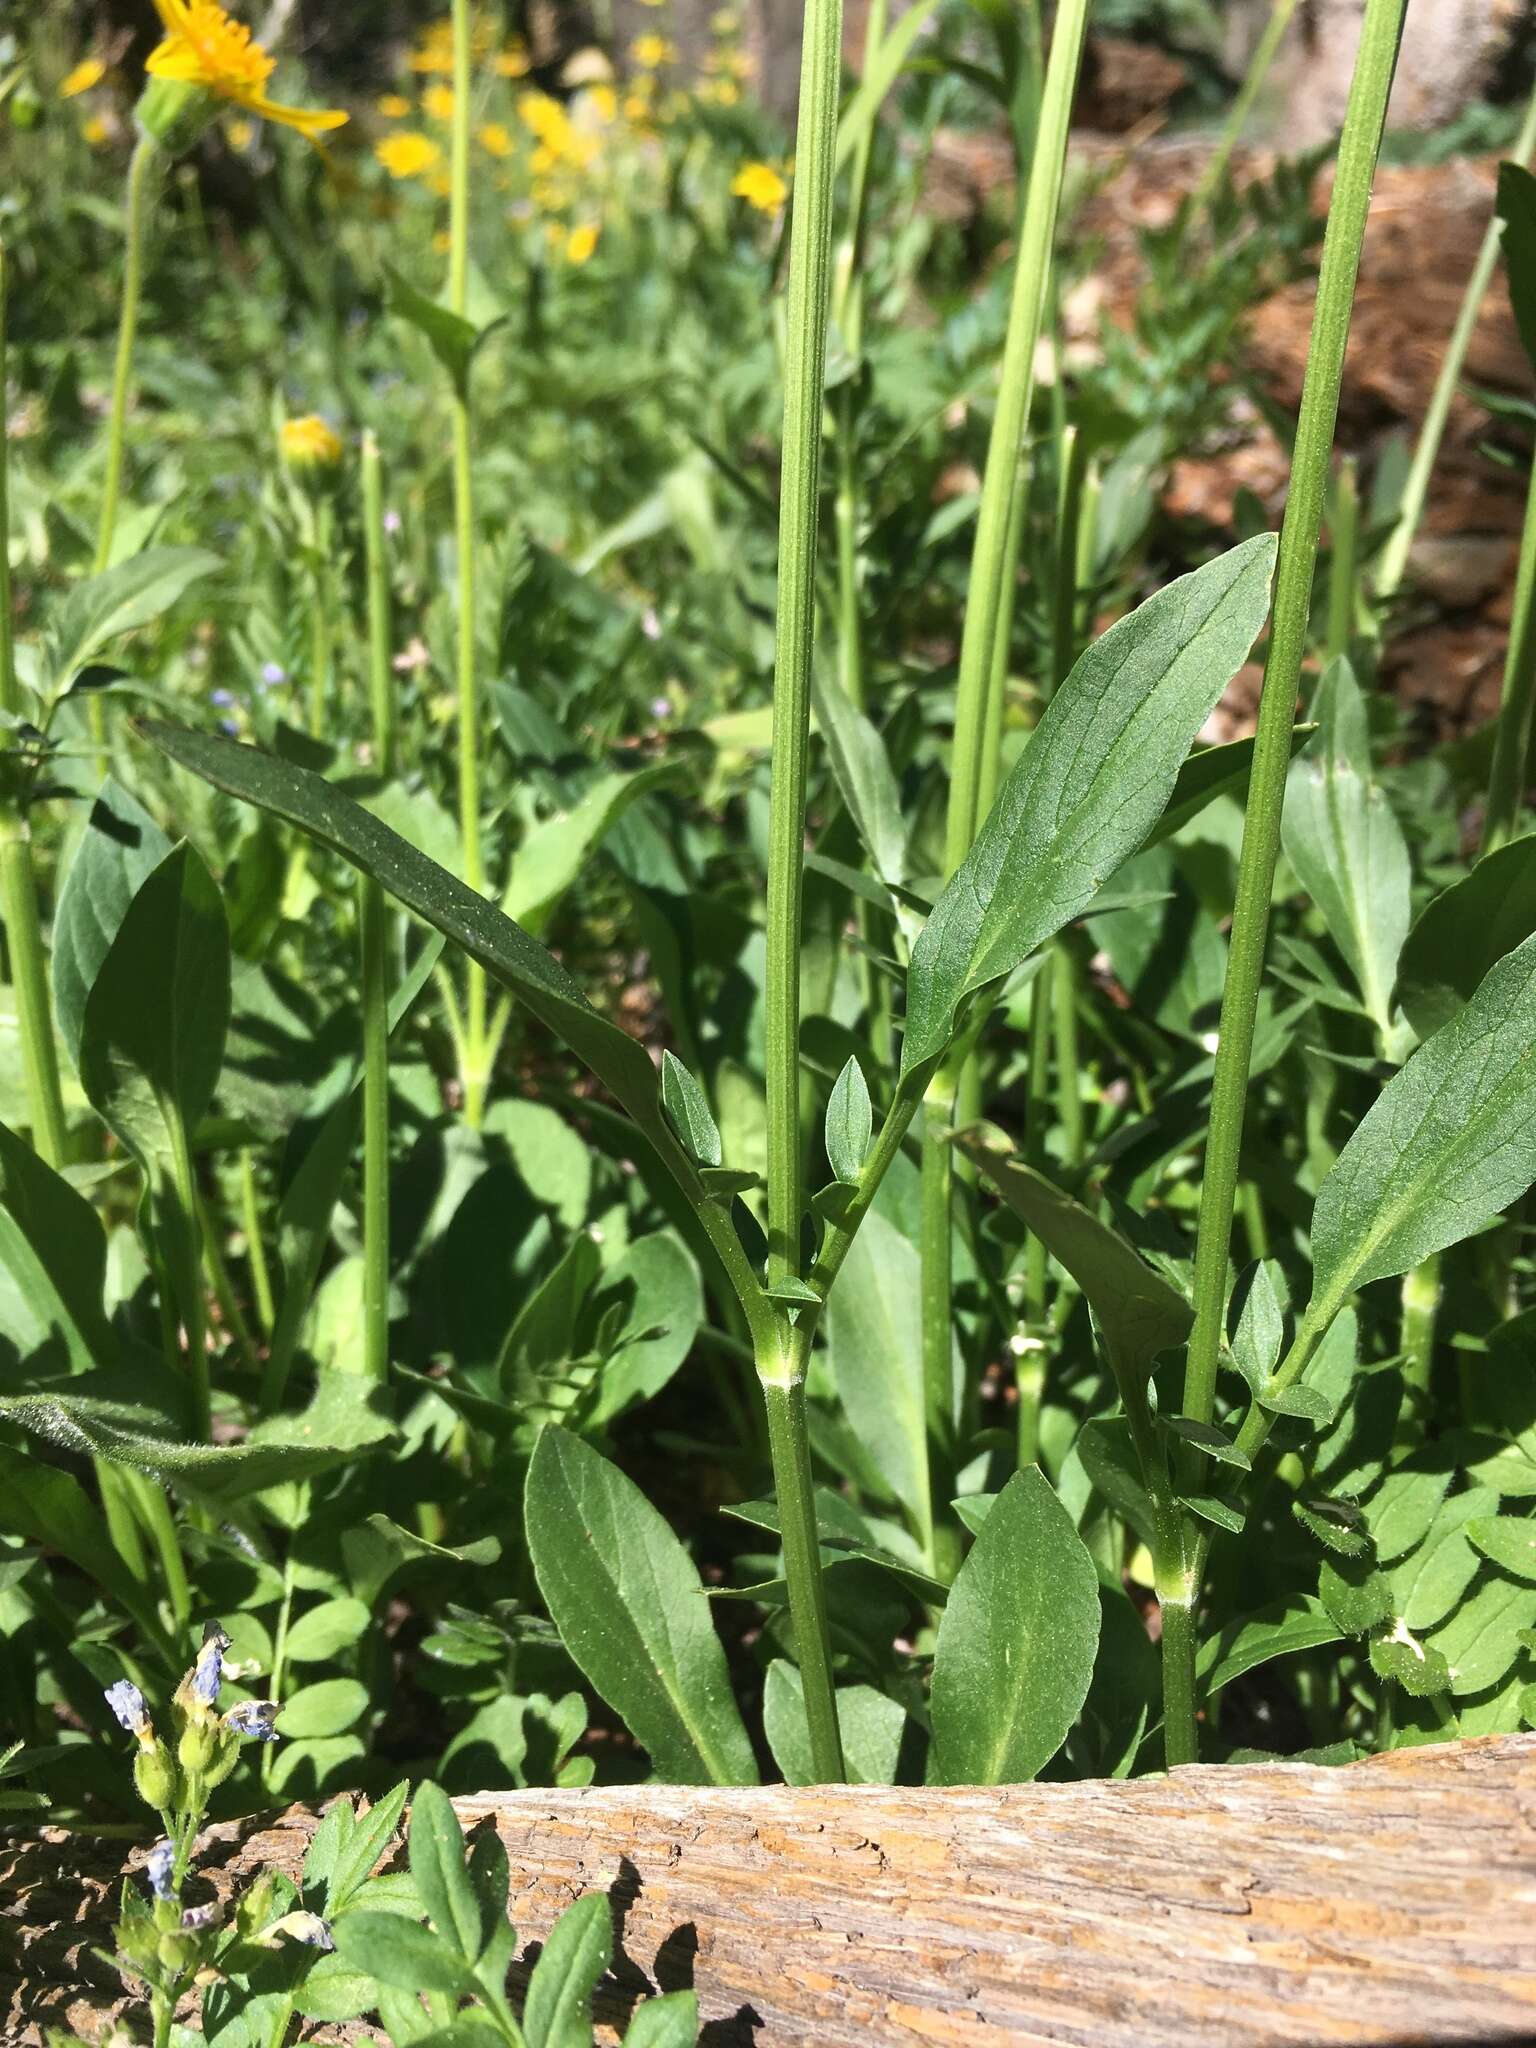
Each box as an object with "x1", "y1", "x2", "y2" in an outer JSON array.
[{"x1": 0, "y1": 0, "x2": 1534, "y2": 2000}]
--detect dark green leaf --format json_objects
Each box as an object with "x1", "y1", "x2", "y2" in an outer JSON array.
[
  {"x1": 409, "y1": 1781, "x2": 482, "y2": 1961},
  {"x1": 0, "y1": 1118, "x2": 118, "y2": 1375},
  {"x1": 762, "y1": 1663, "x2": 906, "y2": 1786},
  {"x1": 332, "y1": 1911, "x2": 476, "y2": 1996},
  {"x1": 824, "y1": 1056, "x2": 873, "y2": 1184},
  {"x1": 47, "y1": 547, "x2": 221, "y2": 695},
  {"x1": 51, "y1": 778, "x2": 171, "y2": 1071},
  {"x1": 1196, "y1": 1596, "x2": 1342, "y2": 1699},
  {"x1": 1498, "y1": 161, "x2": 1536, "y2": 376},
  {"x1": 1395, "y1": 833, "x2": 1536, "y2": 1041},
  {"x1": 659, "y1": 1051, "x2": 722, "y2": 1167},
  {"x1": 929, "y1": 1468, "x2": 1099, "y2": 1784},
  {"x1": 1467, "y1": 1515, "x2": 1536, "y2": 1582},
  {"x1": 523, "y1": 1890, "x2": 611, "y2": 2048},
  {"x1": 622, "y1": 1992, "x2": 701, "y2": 2048}
]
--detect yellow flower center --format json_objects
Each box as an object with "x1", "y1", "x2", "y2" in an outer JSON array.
[
  {"x1": 280, "y1": 415, "x2": 344, "y2": 468},
  {"x1": 148, "y1": 1, "x2": 275, "y2": 94}
]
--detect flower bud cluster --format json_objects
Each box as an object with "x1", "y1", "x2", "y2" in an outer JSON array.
[{"x1": 103, "y1": 1619, "x2": 282, "y2": 1827}]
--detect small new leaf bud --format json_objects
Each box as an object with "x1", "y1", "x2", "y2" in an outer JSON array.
[{"x1": 133, "y1": 1739, "x2": 179, "y2": 1814}]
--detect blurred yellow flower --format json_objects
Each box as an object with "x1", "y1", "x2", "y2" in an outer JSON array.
[
  {"x1": 146, "y1": 0, "x2": 346, "y2": 138},
  {"x1": 280, "y1": 415, "x2": 344, "y2": 470},
  {"x1": 408, "y1": 22, "x2": 455, "y2": 73},
  {"x1": 376, "y1": 130, "x2": 441, "y2": 178},
  {"x1": 631, "y1": 35, "x2": 676, "y2": 68},
  {"x1": 62, "y1": 57, "x2": 106, "y2": 98},
  {"x1": 422, "y1": 82, "x2": 455, "y2": 121},
  {"x1": 517, "y1": 90, "x2": 569, "y2": 148},
  {"x1": 732, "y1": 161, "x2": 787, "y2": 212},
  {"x1": 478, "y1": 120, "x2": 513, "y2": 156},
  {"x1": 82, "y1": 113, "x2": 111, "y2": 146},
  {"x1": 622, "y1": 92, "x2": 652, "y2": 125},
  {"x1": 699, "y1": 78, "x2": 740, "y2": 106},
  {"x1": 376, "y1": 92, "x2": 411, "y2": 117},
  {"x1": 583, "y1": 83, "x2": 618, "y2": 123},
  {"x1": 495, "y1": 41, "x2": 531, "y2": 78},
  {"x1": 530, "y1": 142, "x2": 559, "y2": 176},
  {"x1": 428, "y1": 171, "x2": 451, "y2": 197},
  {"x1": 565, "y1": 223, "x2": 600, "y2": 265},
  {"x1": 227, "y1": 115, "x2": 254, "y2": 147}
]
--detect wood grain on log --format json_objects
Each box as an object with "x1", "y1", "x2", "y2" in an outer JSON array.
[{"x1": 6, "y1": 1734, "x2": 1536, "y2": 2046}]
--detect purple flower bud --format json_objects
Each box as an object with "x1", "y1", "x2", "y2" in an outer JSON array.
[
  {"x1": 223, "y1": 1699, "x2": 280, "y2": 1741},
  {"x1": 260, "y1": 661, "x2": 288, "y2": 687},
  {"x1": 181, "y1": 1901, "x2": 221, "y2": 1933},
  {"x1": 189, "y1": 1623, "x2": 231, "y2": 1708},
  {"x1": 105, "y1": 1679, "x2": 150, "y2": 1739},
  {"x1": 210, "y1": 688, "x2": 236, "y2": 708},
  {"x1": 146, "y1": 1839, "x2": 175, "y2": 1901}
]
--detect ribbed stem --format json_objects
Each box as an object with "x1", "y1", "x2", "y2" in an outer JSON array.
[
  {"x1": 763, "y1": 0, "x2": 844, "y2": 1289},
  {"x1": 95, "y1": 135, "x2": 156, "y2": 575},
  {"x1": 359, "y1": 874, "x2": 390, "y2": 1383},
  {"x1": 761, "y1": 1373, "x2": 845, "y2": 1782},
  {"x1": 362, "y1": 430, "x2": 397, "y2": 778}
]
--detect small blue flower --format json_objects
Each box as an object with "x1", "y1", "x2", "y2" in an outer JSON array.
[
  {"x1": 223, "y1": 1699, "x2": 280, "y2": 1741},
  {"x1": 181, "y1": 1901, "x2": 221, "y2": 1933},
  {"x1": 146, "y1": 1839, "x2": 175, "y2": 1902},
  {"x1": 210, "y1": 688, "x2": 236, "y2": 709},
  {"x1": 190, "y1": 1623, "x2": 231, "y2": 1709},
  {"x1": 260, "y1": 661, "x2": 288, "y2": 688},
  {"x1": 104, "y1": 1679, "x2": 150, "y2": 1739}
]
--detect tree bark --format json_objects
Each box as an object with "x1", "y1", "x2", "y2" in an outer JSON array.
[{"x1": 5, "y1": 1734, "x2": 1536, "y2": 2045}]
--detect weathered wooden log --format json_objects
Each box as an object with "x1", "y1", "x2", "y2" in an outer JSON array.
[{"x1": 6, "y1": 1734, "x2": 1536, "y2": 2046}]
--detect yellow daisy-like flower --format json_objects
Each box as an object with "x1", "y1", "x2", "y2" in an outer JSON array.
[
  {"x1": 62, "y1": 57, "x2": 106, "y2": 98},
  {"x1": 517, "y1": 90, "x2": 569, "y2": 148},
  {"x1": 581, "y1": 83, "x2": 618, "y2": 123},
  {"x1": 376, "y1": 92, "x2": 411, "y2": 118},
  {"x1": 376, "y1": 130, "x2": 441, "y2": 179},
  {"x1": 495, "y1": 41, "x2": 531, "y2": 78},
  {"x1": 631, "y1": 34, "x2": 676, "y2": 68},
  {"x1": 83, "y1": 113, "x2": 112, "y2": 146},
  {"x1": 145, "y1": 0, "x2": 346, "y2": 139},
  {"x1": 478, "y1": 121, "x2": 513, "y2": 157},
  {"x1": 408, "y1": 22, "x2": 455, "y2": 73},
  {"x1": 422, "y1": 82, "x2": 455, "y2": 121},
  {"x1": 227, "y1": 115, "x2": 255, "y2": 148},
  {"x1": 279, "y1": 414, "x2": 344, "y2": 470},
  {"x1": 565, "y1": 223, "x2": 599, "y2": 266},
  {"x1": 732, "y1": 161, "x2": 787, "y2": 212}
]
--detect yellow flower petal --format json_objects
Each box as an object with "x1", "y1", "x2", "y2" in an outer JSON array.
[
  {"x1": 61, "y1": 57, "x2": 106, "y2": 98},
  {"x1": 731, "y1": 161, "x2": 787, "y2": 212},
  {"x1": 376, "y1": 130, "x2": 441, "y2": 178}
]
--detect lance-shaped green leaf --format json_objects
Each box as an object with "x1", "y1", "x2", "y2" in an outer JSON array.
[
  {"x1": 45, "y1": 546, "x2": 222, "y2": 697},
  {"x1": 929, "y1": 1466, "x2": 1099, "y2": 1784},
  {"x1": 51, "y1": 778, "x2": 172, "y2": 1072},
  {"x1": 1308, "y1": 929, "x2": 1536, "y2": 1323},
  {"x1": 505, "y1": 761, "x2": 681, "y2": 936},
  {"x1": 138, "y1": 723, "x2": 702, "y2": 1197},
  {"x1": 78, "y1": 840, "x2": 230, "y2": 1166},
  {"x1": 1142, "y1": 725, "x2": 1314, "y2": 849},
  {"x1": 825, "y1": 1056, "x2": 873, "y2": 1183},
  {"x1": 660, "y1": 1051, "x2": 722, "y2": 1168},
  {"x1": 901, "y1": 534, "x2": 1277, "y2": 1080},
  {"x1": 955, "y1": 1122, "x2": 1191, "y2": 1381},
  {"x1": 0, "y1": 1118, "x2": 117, "y2": 1375},
  {"x1": 525, "y1": 1428, "x2": 758, "y2": 1786},
  {"x1": 524, "y1": 1891, "x2": 612, "y2": 2048},
  {"x1": 384, "y1": 262, "x2": 505, "y2": 391},
  {"x1": 810, "y1": 669, "x2": 907, "y2": 890},
  {"x1": 1394, "y1": 833, "x2": 1536, "y2": 1041},
  {"x1": 1281, "y1": 657, "x2": 1409, "y2": 1037},
  {"x1": 1498, "y1": 162, "x2": 1536, "y2": 376}
]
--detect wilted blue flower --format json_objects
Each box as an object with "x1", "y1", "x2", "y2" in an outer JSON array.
[
  {"x1": 146, "y1": 1839, "x2": 175, "y2": 1902},
  {"x1": 105, "y1": 1679, "x2": 151, "y2": 1741},
  {"x1": 181, "y1": 1901, "x2": 221, "y2": 1933},
  {"x1": 223, "y1": 1699, "x2": 280, "y2": 1741},
  {"x1": 266, "y1": 1910, "x2": 334, "y2": 1950},
  {"x1": 189, "y1": 1623, "x2": 232, "y2": 1709}
]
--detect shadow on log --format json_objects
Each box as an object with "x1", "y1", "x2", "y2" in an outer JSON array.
[{"x1": 5, "y1": 1734, "x2": 1536, "y2": 2045}]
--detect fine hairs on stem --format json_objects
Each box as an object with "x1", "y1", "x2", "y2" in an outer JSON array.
[{"x1": 1170, "y1": 0, "x2": 1409, "y2": 1768}]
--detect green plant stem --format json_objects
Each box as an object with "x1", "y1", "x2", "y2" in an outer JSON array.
[
  {"x1": 361, "y1": 430, "x2": 397, "y2": 778},
  {"x1": 1375, "y1": 74, "x2": 1536, "y2": 605},
  {"x1": 760, "y1": 1374, "x2": 844, "y2": 1780},
  {"x1": 0, "y1": 249, "x2": 69, "y2": 1170},
  {"x1": 1173, "y1": 0, "x2": 1408, "y2": 1765},
  {"x1": 1157, "y1": 1587, "x2": 1201, "y2": 1768},
  {"x1": 1326, "y1": 455, "x2": 1359, "y2": 663},
  {"x1": 763, "y1": 0, "x2": 844, "y2": 1290},
  {"x1": 1482, "y1": 450, "x2": 1536, "y2": 854},
  {"x1": 1052, "y1": 945, "x2": 1083, "y2": 1168},
  {"x1": 307, "y1": 496, "x2": 333, "y2": 738},
  {"x1": 98, "y1": 1463, "x2": 150, "y2": 1587},
  {"x1": 449, "y1": 0, "x2": 487, "y2": 1123},
  {"x1": 239, "y1": 1149, "x2": 275, "y2": 1337},
  {"x1": 1190, "y1": 0, "x2": 1301, "y2": 215},
  {"x1": 359, "y1": 873, "x2": 390, "y2": 1383},
  {"x1": 121, "y1": 1465, "x2": 191, "y2": 1629},
  {"x1": 95, "y1": 136, "x2": 156, "y2": 576},
  {"x1": 167, "y1": 1114, "x2": 210, "y2": 1439}
]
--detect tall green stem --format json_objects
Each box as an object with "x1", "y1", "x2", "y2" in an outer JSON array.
[
  {"x1": 96, "y1": 136, "x2": 156, "y2": 576},
  {"x1": 0, "y1": 250, "x2": 68, "y2": 1167},
  {"x1": 761, "y1": 1375, "x2": 844, "y2": 1780},
  {"x1": 362, "y1": 430, "x2": 397, "y2": 779},
  {"x1": 306, "y1": 496, "x2": 333, "y2": 738},
  {"x1": 1173, "y1": 0, "x2": 1408, "y2": 1762},
  {"x1": 763, "y1": 0, "x2": 844, "y2": 1290},
  {"x1": 449, "y1": 0, "x2": 487, "y2": 1123},
  {"x1": 167, "y1": 1112, "x2": 210, "y2": 1439},
  {"x1": 1326, "y1": 455, "x2": 1359, "y2": 664},
  {"x1": 359, "y1": 875, "x2": 390, "y2": 1383},
  {"x1": 1190, "y1": 0, "x2": 1301, "y2": 215},
  {"x1": 1375, "y1": 75, "x2": 1536, "y2": 605},
  {"x1": 1482, "y1": 450, "x2": 1536, "y2": 854}
]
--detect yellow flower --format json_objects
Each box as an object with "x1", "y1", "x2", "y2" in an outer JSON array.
[
  {"x1": 530, "y1": 143, "x2": 559, "y2": 176},
  {"x1": 62, "y1": 57, "x2": 106, "y2": 98},
  {"x1": 732, "y1": 161, "x2": 787, "y2": 212},
  {"x1": 495, "y1": 41, "x2": 531, "y2": 78},
  {"x1": 376, "y1": 92, "x2": 411, "y2": 118},
  {"x1": 582, "y1": 84, "x2": 618, "y2": 123},
  {"x1": 422, "y1": 82, "x2": 455, "y2": 121},
  {"x1": 517, "y1": 90, "x2": 569, "y2": 148},
  {"x1": 565, "y1": 222, "x2": 599, "y2": 265},
  {"x1": 699, "y1": 79, "x2": 740, "y2": 106},
  {"x1": 145, "y1": 1, "x2": 346, "y2": 139},
  {"x1": 376, "y1": 130, "x2": 441, "y2": 178},
  {"x1": 82, "y1": 113, "x2": 111, "y2": 146},
  {"x1": 279, "y1": 415, "x2": 344, "y2": 471},
  {"x1": 408, "y1": 22, "x2": 455, "y2": 73},
  {"x1": 622, "y1": 92, "x2": 652, "y2": 125},
  {"x1": 631, "y1": 35, "x2": 676, "y2": 68},
  {"x1": 478, "y1": 121, "x2": 513, "y2": 156},
  {"x1": 227, "y1": 116, "x2": 254, "y2": 148}
]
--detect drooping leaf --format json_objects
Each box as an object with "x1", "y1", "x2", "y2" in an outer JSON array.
[
  {"x1": 958, "y1": 1124, "x2": 1192, "y2": 1381},
  {"x1": 1394, "y1": 833, "x2": 1536, "y2": 1041},
  {"x1": 138, "y1": 724, "x2": 699, "y2": 1198},
  {"x1": 929, "y1": 1467, "x2": 1099, "y2": 1784},
  {"x1": 901, "y1": 535, "x2": 1277, "y2": 1080},
  {"x1": 50, "y1": 778, "x2": 172, "y2": 1071},
  {"x1": 1196, "y1": 1595, "x2": 1343, "y2": 1700},
  {"x1": 524, "y1": 1428, "x2": 757, "y2": 1786},
  {"x1": 1281, "y1": 657, "x2": 1410, "y2": 1037},
  {"x1": 1308, "y1": 931, "x2": 1536, "y2": 1321},
  {"x1": 384, "y1": 262, "x2": 499, "y2": 391}
]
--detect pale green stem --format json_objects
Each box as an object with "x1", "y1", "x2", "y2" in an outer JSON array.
[
  {"x1": 1172, "y1": 0, "x2": 1409, "y2": 1767},
  {"x1": 761, "y1": 1374, "x2": 843, "y2": 1781},
  {"x1": 307, "y1": 496, "x2": 333, "y2": 738},
  {"x1": 1375, "y1": 74, "x2": 1536, "y2": 605},
  {"x1": 359, "y1": 873, "x2": 390, "y2": 1383},
  {"x1": 95, "y1": 135, "x2": 156, "y2": 576},
  {"x1": 1326, "y1": 455, "x2": 1359, "y2": 664},
  {"x1": 167, "y1": 1112, "x2": 210, "y2": 1439},
  {"x1": 1052, "y1": 944, "x2": 1083, "y2": 1168},
  {"x1": 362, "y1": 430, "x2": 397, "y2": 779},
  {"x1": 1190, "y1": 0, "x2": 1302, "y2": 215},
  {"x1": 240, "y1": 1149, "x2": 275, "y2": 1338},
  {"x1": 1482, "y1": 450, "x2": 1536, "y2": 855}
]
